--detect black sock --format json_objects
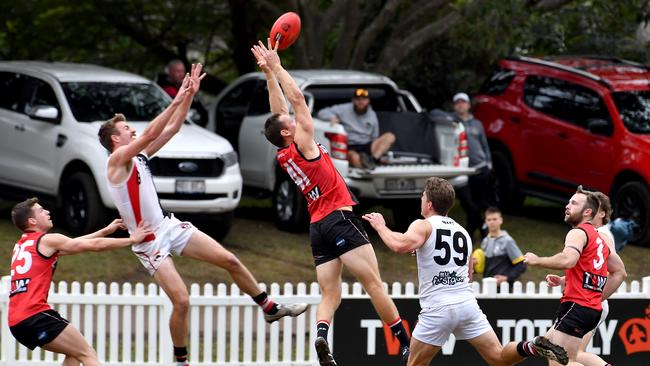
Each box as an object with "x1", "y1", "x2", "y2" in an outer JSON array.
[
  {"x1": 174, "y1": 346, "x2": 187, "y2": 363},
  {"x1": 317, "y1": 320, "x2": 330, "y2": 339},
  {"x1": 389, "y1": 318, "x2": 410, "y2": 347},
  {"x1": 516, "y1": 341, "x2": 538, "y2": 357},
  {"x1": 252, "y1": 291, "x2": 279, "y2": 315}
]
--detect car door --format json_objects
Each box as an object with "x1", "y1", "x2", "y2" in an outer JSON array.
[
  {"x1": 239, "y1": 79, "x2": 277, "y2": 187},
  {"x1": 215, "y1": 78, "x2": 258, "y2": 153},
  {"x1": 5, "y1": 74, "x2": 63, "y2": 192},
  {"x1": 0, "y1": 71, "x2": 26, "y2": 186},
  {"x1": 520, "y1": 75, "x2": 588, "y2": 191},
  {"x1": 521, "y1": 75, "x2": 615, "y2": 191}
]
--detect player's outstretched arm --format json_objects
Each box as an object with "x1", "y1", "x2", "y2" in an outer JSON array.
[
  {"x1": 109, "y1": 74, "x2": 191, "y2": 168},
  {"x1": 145, "y1": 63, "x2": 206, "y2": 157},
  {"x1": 251, "y1": 41, "x2": 288, "y2": 115},
  {"x1": 362, "y1": 212, "x2": 430, "y2": 254},
  {"x1": 40, "y1": 221, "x2": 153, "y2": 256},
  {"x1": 74, "y1": 219, "x2": 127, "y2": 240},
  {"x1": 524, "y1": 229, "x2": 584, "y2": 269}
]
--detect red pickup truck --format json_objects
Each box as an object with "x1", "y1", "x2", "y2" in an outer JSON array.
[{"x1": 474, "y1": 56, "x2": 650, "y2": 246}]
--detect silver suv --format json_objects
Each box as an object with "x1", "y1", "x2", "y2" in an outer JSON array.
[{"x1": 0, "y1": 61, "x2": 242, "y2": 238}]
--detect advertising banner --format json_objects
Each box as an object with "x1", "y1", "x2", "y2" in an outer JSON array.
[{"x1": 333, "y1": 298, "x2": 650, "y2": 365}]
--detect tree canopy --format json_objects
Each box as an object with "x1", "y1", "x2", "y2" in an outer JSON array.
[{"x1": 1, "y1": 0, "x2": 648, "y2": 107}]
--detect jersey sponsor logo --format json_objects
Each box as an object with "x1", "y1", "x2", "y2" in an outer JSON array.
[
  {"x1": 432, "y1": 271, "x2": 465, "y2": 286},
  {"x1": 306, "y1": 185, "x2": 321, "y2": 202},
  {"x1": 10, "y1": 278, "x2": 31, "y2": 297},
  {"x1": 582, "y1": 271, "x2": 607, "y2": 292}
]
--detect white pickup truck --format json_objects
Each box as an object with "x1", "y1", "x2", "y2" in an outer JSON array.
[
  {"x1": 0, "y1": 62, "x2": 242, "y2": 238},
  {"x1": 206, "y1": 70, "x2": 473, "y2": 230}
]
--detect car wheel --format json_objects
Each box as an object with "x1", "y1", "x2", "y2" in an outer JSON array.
[
  {"x1": 60, "y1": 172, "x2": 107, "y2": 235},
  {"x1": 194, "y1": 211, "x2": 234, "y2": 242},
  {"x1": 272, "y1": 173, "x2": 309, "y2": 232},
  {"x1": 613, "y1": 181, "x2": 650, "y2": 247},
  {"x1": 491, "y1": 150, "x2": 525, "y2": 212}
]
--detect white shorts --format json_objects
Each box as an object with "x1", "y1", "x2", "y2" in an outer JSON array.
[
  {"x1": 413, "y1": 300, "x2": 493, "y2": 346},
  {"x1": 590, "y1": 300, "x2": 609, "y2": 336},
  {"x1": 131, "y1": 215, "x2": 197, "y2": 275}
]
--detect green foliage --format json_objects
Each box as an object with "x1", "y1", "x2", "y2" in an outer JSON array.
[{"x1": 0, "y1": 0, "x2": 648, "y2": 103}]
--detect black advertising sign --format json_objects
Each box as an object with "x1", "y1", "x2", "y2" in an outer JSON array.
[{"x1": 333, "y1": 298, "x2": 650, "y2": 365}]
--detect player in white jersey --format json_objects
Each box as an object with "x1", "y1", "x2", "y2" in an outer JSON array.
[
  {"x1": 363, "y1": 177, "x2": 565, "y2": 366},
  {"x1": 545, "y1": 191, "x2": 626, "y2": 366},
  {"x1": 98, "y1": 64, "x2": 307, "y2": 366}
]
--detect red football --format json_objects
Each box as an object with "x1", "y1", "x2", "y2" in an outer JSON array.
[{"x1": 269, "y1": 12, "x2": 301, "y2": 50}]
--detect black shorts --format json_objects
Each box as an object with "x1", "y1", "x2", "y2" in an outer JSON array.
[
  {"x1": 10, "y1": 309, "x2": 69, "y2": 350},
  {"x1": 552, "y1": 301, "x2": 601, "y2": 338},
  {"x1": 310, "y1": 210, "x2": 370, "y2": 266},
  {"x1": 348, "y1": 143, "x2": 372, "y2": 155}
]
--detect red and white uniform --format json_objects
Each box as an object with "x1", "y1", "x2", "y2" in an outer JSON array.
[
  {"x1": 107, "y1": 154, "x2": 164, "y2": 241},
  {"x1": 562, "y1": 223, "x2": 610, "y2": 310},
  {"x1": 107, "y1": 154, "x2": 196, "y2": 275},
  {"x1": 8, "y1": 232, "x2": 57, "y2": 326},
  {"x1": 276, "y1": 143, "x2": 356, "y2": 222}
]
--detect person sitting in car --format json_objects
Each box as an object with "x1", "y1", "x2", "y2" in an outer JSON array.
[{"x1": 317, "y1": 88, "x2": 395, "y2": 169}]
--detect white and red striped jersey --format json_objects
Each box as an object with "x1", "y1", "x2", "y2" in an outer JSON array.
[{"x1": 107, "y1": 154, "x2": 164, "y2": 242}]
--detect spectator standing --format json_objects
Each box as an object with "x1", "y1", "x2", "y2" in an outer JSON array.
[
  {"x1": 157, "y1": 59, "x2": 208, "y2": 126},
  {"x1": 452, "y1": 92, "x2": 492, "y2": 242}
]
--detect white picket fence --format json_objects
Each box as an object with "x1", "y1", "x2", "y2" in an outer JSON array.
[{"x1": 1, "y1": 275, "x2": 649, "y2": 366}]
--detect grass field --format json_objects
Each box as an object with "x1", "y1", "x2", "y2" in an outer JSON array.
[{"x1": 0, "y1": 197, "x2": 648, "y2": 287}]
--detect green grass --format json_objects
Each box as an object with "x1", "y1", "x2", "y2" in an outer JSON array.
[{"x1": 0, "y1": 197, "x2": 648, "y2": 287}]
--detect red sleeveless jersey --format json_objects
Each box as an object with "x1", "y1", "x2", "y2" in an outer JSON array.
[
  {"x1": 561, "y1": 223, "x2": 610, "y2": 310},
  {"x1": 277, "y1": 143, "x2": 357, "y2": 222},
  {"x1": 8, "y1": 232, "x2": 58, "y2": 326}
]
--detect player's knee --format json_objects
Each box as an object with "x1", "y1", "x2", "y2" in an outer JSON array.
[
  {"x1": 384, "y1": 132, "x2": 396, "y2": 144},
  {"x1": 171, "y1": 291, "x2": 190, "y2": 312},
  {"x1": 220, "y1": 251, "x2": 243, "y2": 271},
  {"x1": 362, "y1": 279, "x2": 385, "y2": 296},
  {"x1": 74, "y1": 344, "x2": 97, "y2": 361}
]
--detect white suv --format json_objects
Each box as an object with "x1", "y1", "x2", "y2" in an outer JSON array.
[{"x1": 0, "y1": 61, "x2": 242, "y2": 238}]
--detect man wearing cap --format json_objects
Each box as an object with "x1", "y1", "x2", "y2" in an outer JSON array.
[
  {"x1": 317, "y1": 88, "x2": 395, "y2": 169},
  {"x1": 453, "y1": 92, "x2": 493, "y2": 243}
]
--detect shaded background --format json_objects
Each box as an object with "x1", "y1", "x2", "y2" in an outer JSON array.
[{"x1": 2, "y1": 0, "x2": 649, "y2": 108}]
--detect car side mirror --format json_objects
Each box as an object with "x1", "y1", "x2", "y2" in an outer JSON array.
[
  {"x1": 28, "y1": 105, "x2": 59, "y2": 123},
  {"x1": 587, "y1": 118, "x2": 612, "y2": 136}
]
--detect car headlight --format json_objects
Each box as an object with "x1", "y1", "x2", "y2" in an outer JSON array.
[{"x1": 221, "y1": 151, "x2": 238, "y2": 167}]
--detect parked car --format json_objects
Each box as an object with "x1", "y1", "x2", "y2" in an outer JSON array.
[
  {"x1": 205, "y1": 70, "x2": 473, "y2": 231},
  {"x1": 474, "y1": 55, "x2": 650, "y2": 246},
  {"x1": 0, "y1": 61, "x2": 242, "y2": 238}
]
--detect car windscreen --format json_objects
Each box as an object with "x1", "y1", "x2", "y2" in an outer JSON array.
[
  {"x1": 612, "y1": 90, "x2": 650, "y2": 134},
  {"x1": 61, "y1": 82, "x2": 168, "y2": 122}
]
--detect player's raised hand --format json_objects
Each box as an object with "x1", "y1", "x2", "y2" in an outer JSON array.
[
  {"x1": 172, "y1": 73, "x2": 191, "y2": 104},
  {"x1": 189, "y1": 63, "x2": 206, "y2": 95}
]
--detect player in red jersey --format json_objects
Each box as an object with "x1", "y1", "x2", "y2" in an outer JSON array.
[
  {"x1": 9, "y1": 197, "x2": 151, "y2": 366},
  {"x1": 500, "y1": 186, "x2": 627, "y2": 366},
  {"x1": 251, "y1": 39, "x2": 411, "y2": 366}
]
